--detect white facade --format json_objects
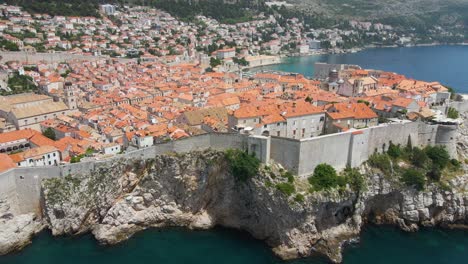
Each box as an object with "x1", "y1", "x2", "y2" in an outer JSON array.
[
  {"x1": 103, "y1": 144, "x2": 121, "y2": 155},
  {"x1": 132, "y1": 135, "x2": 154, "y2": 148},
  {"x1": 100, "y1": 4, "x2": 116, "y2": 15},
  {"x1": 16, "y1": 150, "x2": 60, "y2": 167},
  {"x1": 285, "y1": 113, "x2": 325, "y2": 139}
]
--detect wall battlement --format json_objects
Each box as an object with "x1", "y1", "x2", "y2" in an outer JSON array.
[{"x1": 0, "y1": 121, "x2": 457, "y2": 215}]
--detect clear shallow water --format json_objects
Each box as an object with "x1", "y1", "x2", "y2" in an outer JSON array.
[
  {"x1": 254, "y1": 45, "x2": 468, "y2": 92},
  {"x1": 1, "y1": 226, "x2": 467, "y2": 264}
]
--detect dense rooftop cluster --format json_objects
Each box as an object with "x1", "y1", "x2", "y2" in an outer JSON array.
[{"x1": 0, "y1": 3, "x2": 460, "y2": 172}]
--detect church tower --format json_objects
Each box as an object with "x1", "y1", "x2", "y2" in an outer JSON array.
[{"x1": 64, "y1": 81, "x2": 77, "y2": 110}]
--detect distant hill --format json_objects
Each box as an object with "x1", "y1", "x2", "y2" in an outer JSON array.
[
  {"x1": 2, "y1": 0, "x2": 102, "y2": 17},
  {"x1": 288, "y1": 0, "x2": 468, "y2": 28},
  {"x1": 2, "y1": 0, "x2": 467, "y2": 32}
]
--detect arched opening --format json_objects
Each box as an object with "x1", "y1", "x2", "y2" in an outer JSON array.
[{"x1": 262, "y1": 130, "x2": 270, "y2": 136}]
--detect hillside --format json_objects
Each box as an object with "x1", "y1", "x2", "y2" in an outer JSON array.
[{"x1": 289, "y1": 0, "x2": 468, "y2": 28}]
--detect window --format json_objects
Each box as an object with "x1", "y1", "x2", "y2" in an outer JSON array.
[
  {"x1": 293, "y1": 121, "x2": 297, "y2": 126},
  {"x1": 47, "y1": 154, "x2": 50, "y2": 158},
  {"x1": 243, "y1": 120, "x2": 246, "y2": 124},
  {"x1": 320, "y1": 117, "x2": 324, "y2": 122},
  {"x1": 293, "y1": 129, "x2": 296, "y2": 135},
  {"x1": 264, "y1": 125, "x2": 267, "y2": 128},
  {"x1": 277, "y1": 123, "x2": 280, "y2": 126},
  {"x1": 277, "y1": 131, "x2": 280, "y2": 136},
  {"x1": 53, "y1": 153, "x2": 56, "y2": 157},
  {"x1": 48, "y1": 161, "x2": 51, "y2": 165}
]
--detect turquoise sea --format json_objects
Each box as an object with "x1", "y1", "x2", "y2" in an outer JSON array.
[
  {"x1": 253, "y1": 45, "x2": 468, "y2": 92},
  {"x1": 2, "y1": 45, "x2": 468, "y2": 263},
  {"x1": 1, "y1": 226, "x2": 468, "y2": 264}
]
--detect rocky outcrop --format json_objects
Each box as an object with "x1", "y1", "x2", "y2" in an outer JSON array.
[
  {"x1": 38, "y1": 149, "x2": 468, "y2": 263},
  {"x1": 0, "y1": 198, "x2": 43, "y2": 255},
  {"x1": 2, "y1": 114, "x2": 468, "y2": 261}
]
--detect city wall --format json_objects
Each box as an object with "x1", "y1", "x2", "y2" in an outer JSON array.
[
  {"x1": 0, "y1": 51, "x2": 132, "y2": 64},
  {"x1": 0, "y1": 121, "x2": 457, "y2": 214}
]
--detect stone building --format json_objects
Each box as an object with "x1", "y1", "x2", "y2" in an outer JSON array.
[
  {"x1": 9, "y1": 145, "x2": 60, "y2": 167},
  {"x1": 0, "y1": 93, "x2": 70, "y2": 131},
  {"x1": 325, "y1": 102, "x2": 378, "y2": 133}
]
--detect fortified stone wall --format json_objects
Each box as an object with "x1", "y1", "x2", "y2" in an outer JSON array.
[
  {"x1": 297, "y1": 132, "x2": 353, "y2": 176},
  {"x1": 0, "y1": 51, "x2": 131, "y2": 64},
  {"x1": 0, "y1": 122, "x2": 455, "y2": 214}
]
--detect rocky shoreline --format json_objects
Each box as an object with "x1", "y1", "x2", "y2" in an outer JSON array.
[
  {"x1": 1, "y1": 115, "x2": 468, "y2": 262},
  {"x1": 1, "y1": 147, "x2": 467, "y2": 263}
]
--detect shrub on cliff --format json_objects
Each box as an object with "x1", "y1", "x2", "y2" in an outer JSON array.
[
  {"x1": 276, "y1": 182, "x2": 295, "y2": 196},
  {"x1": 294, "y1": 193, "x2": 305, "y2": 203},
  {"x1": 281, "y1": 170, "x2": 295, "y2": 183},
  {"x1": 367, "y1": 153, "x2": 392, "y2": 175},
  {"x1": 410, "y1": 147, "x2": 429, "y2": 168},
  {"x1": 225, "y1": 149, "x2": 260, "y2": 182},
  {"x1": 308, "y1": 163, "x2": 340, "y2": 191},
  {"x1": 401, "y1": 168, "x2": 426, "y2": 191},
  {"x1": 427, "y1": 165, "x2": 441, "y2": 181},
  {"x1": 343, "y1": 167, "x2": 365, "y2": 192},
  {"x1": 425, "y1": 145, "x2": 450, "y2": 170},
  {"x1": 447, "y1": 107, "x2": 459, "y2": 119},
  {"x1": 387, "y1": 142, "x2": 402, "y2": 159}
]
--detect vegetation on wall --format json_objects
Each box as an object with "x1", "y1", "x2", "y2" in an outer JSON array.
[
  {"x1": 447, "y1": 107, "x2": 459, "y2": 119},
  {"x1": 225, "y1": 149, "x2": 260, "y2": 182},
  {"x1": 1, "y1": 73, "x2": 38, "y2": 95},
  {"x1": 367, "y1": 142, "x2": 458, "y2": 191},
  {"x1": 149, "y1": 0, "x2": 261, "y2": 24},
  {"x1": 42, "y1": 127, "x2": 57, "y2": 140},
  {"x1": 4, "y1": 0, "x2": 101, "y2": 17},
  {"x1": 0, "y1": 37, "x2": 20, "y2": 51}
]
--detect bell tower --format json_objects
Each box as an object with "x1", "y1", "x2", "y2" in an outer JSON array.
[{"x1": 64, "y1": 81, "x2": 77, "y2": 110}]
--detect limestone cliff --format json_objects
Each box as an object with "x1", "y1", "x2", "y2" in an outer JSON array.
[
  {"x1": 37, "y1": 149, "x2": 468, "y2": 263},
  {"x1": 0, "y1": 198, "x2": 43, "y2": 255}
]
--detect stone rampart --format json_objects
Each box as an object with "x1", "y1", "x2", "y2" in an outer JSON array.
[{"x1": 0, "y1": 122, "x2": 455, "y2": 213}]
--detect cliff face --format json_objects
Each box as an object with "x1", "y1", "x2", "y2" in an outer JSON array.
[{"x1": 39, "y1": 149, "x2": 468, "y2": 263}]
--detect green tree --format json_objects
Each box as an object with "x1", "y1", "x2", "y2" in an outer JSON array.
[
  {"x1": 368, "y1": 153, "x2": 392, "y2": 175},
  {"x1": 445, "y1": 85, "x2": 457, "y2": 100},
  {"x1": 210, "y1": 57, "x2": 222, "y2": 68},
  {"x1": 2, "y1": 73, "x2": 38, "y2": 95},
  {"x1": 401, "y1": 168, "x2": 426, "y2": 191},
  {"x1": 276, "y1": 182, "x2": 295, "y2": 196},
  {"x1": 387, "y1": 142, "x2": 402, "y2": 159},
  {"x1": 343, "y1": 167, "x2": 365, "y2": 192},
  {"x1": 308, "y1": 163, "x2": 339, "y2": 191},
  {"x1": 447, "y1": 107, "x2": 459, "y2": 119},
  {"x1": 225, "y1": 149, "x2": 260, "y2": 182},
  {"x1": 233, "y1": 57, "x2": 249, "y2": 66},
  {"x1": 42, "y1": 127, "x2": 56, "y2": 140},
  {"x1": 425, "y1": 146, "x2": 450, "y2": 169},
  {"x1": 411, "y1": 147, "x2": 429, "y2": 168},
  {"x1": 427, "y1": 165, "x2": 441, "y2": 181}
]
